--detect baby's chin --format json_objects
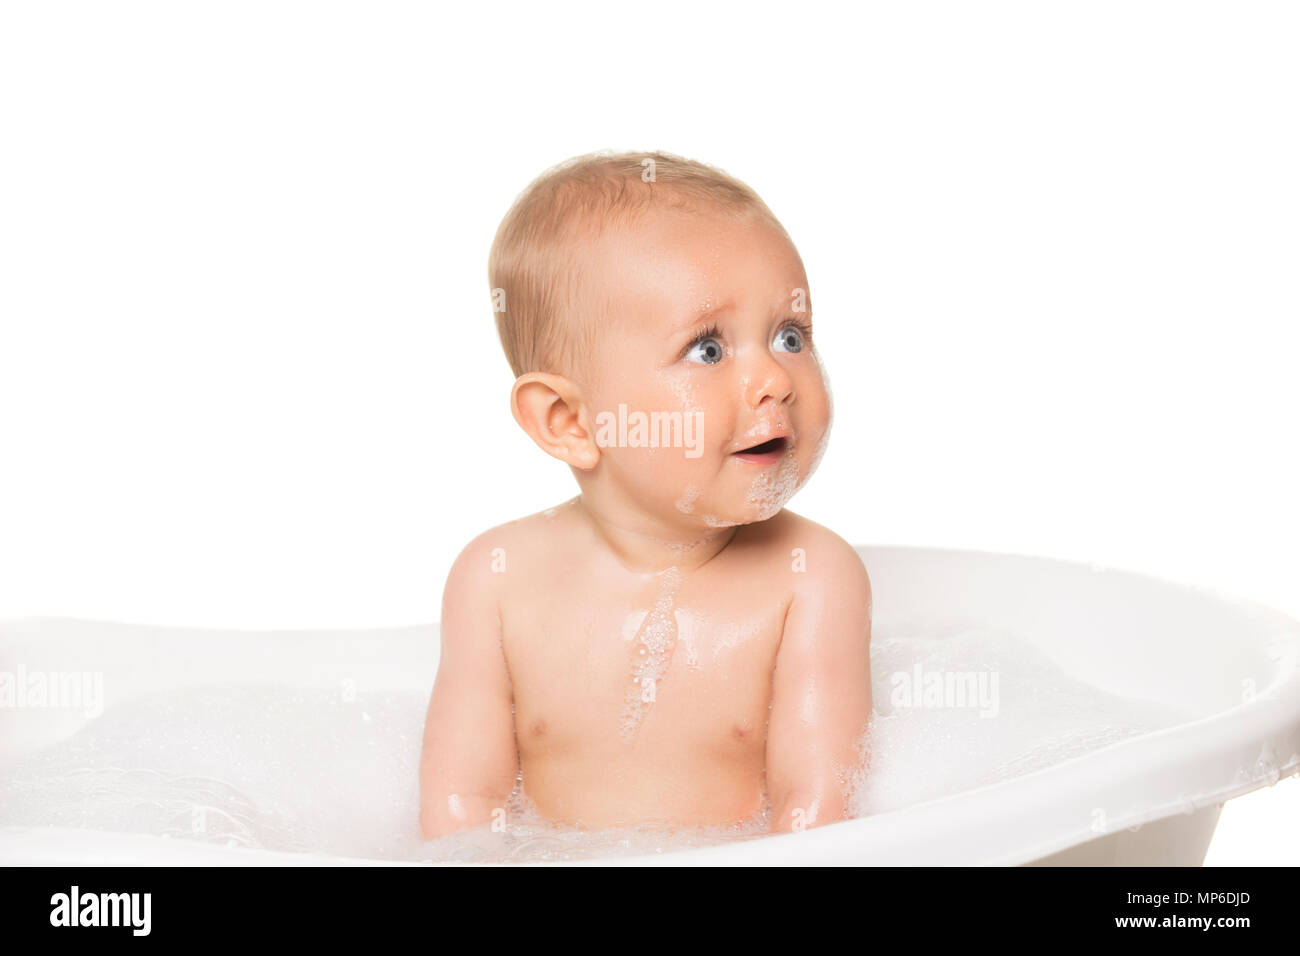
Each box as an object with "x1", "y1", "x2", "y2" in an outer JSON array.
[{"x1": 680, "y1": 453, "x2": 805, "y2": 528}]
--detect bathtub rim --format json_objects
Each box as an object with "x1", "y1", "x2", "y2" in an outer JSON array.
[
  {"x1": 2, "y1": 694, "x2": 1294, "y2": 867},
  {"x1": 5, "y1": 540, "x2": 1299, "y2": 639}
]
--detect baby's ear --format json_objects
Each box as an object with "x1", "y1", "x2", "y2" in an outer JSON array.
[{"x1": 510, "y1": 373, "x2": 600, "y2": 470}]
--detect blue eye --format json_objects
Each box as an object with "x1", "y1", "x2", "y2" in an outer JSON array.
[
  {"x1": 773, "y1": 326, "x2": 805, "y2": 353},
  {"x1": 686, "y1": 336, "x2": 725, "y2": 365}
]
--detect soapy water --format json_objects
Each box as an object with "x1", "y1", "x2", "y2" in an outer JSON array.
[
  {"x1": 745, "y1": 449, "x2": 800, "y2": 520},
  {"x1": 849, "y1": 628, "x2": 1185, "y2": 815},
  {"x1": 674, "y1": 484, "x2": 700, "y2": 515},
  {"x1": 620, "y1": 566, "x2": 683, "y2": 738},
  {"x1": 0, "y1": 624, "x2": 1187, "y2": 863},
  {"x1": 698, "y1": 455, "x2": 800, "y2": 528}
]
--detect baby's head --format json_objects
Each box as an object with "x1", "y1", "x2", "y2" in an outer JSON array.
[{"x1": 489, "y1": 150, "x2": 831, "y2": 532}]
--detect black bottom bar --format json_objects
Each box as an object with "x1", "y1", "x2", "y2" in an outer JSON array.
[{"x1": 0, "y1": 864, "x2": 1290, "y2": 942}]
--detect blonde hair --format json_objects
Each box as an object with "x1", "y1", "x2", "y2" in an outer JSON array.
[{"x1": 488, "y1": 150, "x2": 785, "y2": 378}]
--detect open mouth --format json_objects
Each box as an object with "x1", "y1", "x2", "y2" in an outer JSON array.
[{"x1": 733, "y1": 436, "x2": 789, "y2": 461}]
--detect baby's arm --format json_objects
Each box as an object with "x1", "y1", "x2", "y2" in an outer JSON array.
[
  {"x1": 418, "y1": 534, "x2": 518, "y2": 839},
  {"x1": 765, "y1": 531, "x2": 873, "y2": 832}
]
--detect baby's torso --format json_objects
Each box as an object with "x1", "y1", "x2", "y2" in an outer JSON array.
[{"x1": 498, "y1": 516, "x2": 793, "y2": 827}]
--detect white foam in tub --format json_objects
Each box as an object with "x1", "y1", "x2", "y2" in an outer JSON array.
[{"x1": 0, "y1": 546, "x2": 1297, "y2": 865}]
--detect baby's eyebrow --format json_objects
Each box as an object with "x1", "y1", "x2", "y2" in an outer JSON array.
[
  {"x1": 673, "y1": 300, "x2": 732, "y2": 333},
  {"x1": 670, "y1": 308, "x2": 733, "y2": 343}
]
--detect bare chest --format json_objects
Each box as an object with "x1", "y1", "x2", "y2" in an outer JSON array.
[{"x1": 501, "y1": 571, "x2": 789, "y2": 754}]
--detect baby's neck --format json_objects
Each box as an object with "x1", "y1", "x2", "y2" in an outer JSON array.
[{"x1": 572, "y1": 494, "x2": 737, "y2": 574}]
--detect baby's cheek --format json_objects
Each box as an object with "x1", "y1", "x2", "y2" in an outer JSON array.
[
  {"x1": 797, "y1": 406, "x2": 832, "y2": 485},
  {"x1": 805, "y1": 426, "x2": 831, "y2": 484},
  {"x1": 639, "y1": 446, "x2": 706, "y2": 499},
  {"x1": 801, "y1": 372, "x2": 834, "y2": 475},
  {"x1": 674, "y1": 482, "x2": 701, "y2": 515}
]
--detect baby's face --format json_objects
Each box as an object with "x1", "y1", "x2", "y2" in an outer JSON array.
[{"x1": 578, "y1": 203, "x2": 832, "y2": 531}]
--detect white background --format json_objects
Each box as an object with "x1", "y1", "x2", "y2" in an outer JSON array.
[{"x1": 0, "y1": 1, "x2": 1295, "y2": 863}]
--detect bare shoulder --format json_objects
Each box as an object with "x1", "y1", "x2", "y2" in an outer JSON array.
[
  {"x1": 760, "y1": 511, "x2": 872, "y2": 662},
  {"x1": 442, "y1": 500, "x2": 583, "y2": 619},
  {"x1": 752, "y1": 509, "x2": 871, "y2": 600}
]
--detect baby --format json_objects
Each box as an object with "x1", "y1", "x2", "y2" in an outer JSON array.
[{"x1": 418, "y1": 151, "x2": 872, "y2": 839}]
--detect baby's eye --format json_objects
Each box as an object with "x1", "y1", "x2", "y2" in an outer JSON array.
[
  {"x1": 685, "y1": 337, "x2": 725, "y2": 365},
  {"x1": 773, "y1": 326, "x2": 805, "y2": 353}
]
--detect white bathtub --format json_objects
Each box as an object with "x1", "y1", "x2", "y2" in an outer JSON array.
[{"x1": 2, "y1": 545, "x2": 1297, "y2": 866}]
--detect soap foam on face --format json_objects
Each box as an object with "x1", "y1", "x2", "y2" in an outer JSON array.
[
  {"x1": 0, "y1": 622, "x2": 1188, "y2": 863},
  {"x1": 744, "y1": 451, "x2": 800, "y2": 521}
]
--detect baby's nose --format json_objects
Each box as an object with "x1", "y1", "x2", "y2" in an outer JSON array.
[{"x1": 743, "y1": 352, "x2": 795, "y2": 409}]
